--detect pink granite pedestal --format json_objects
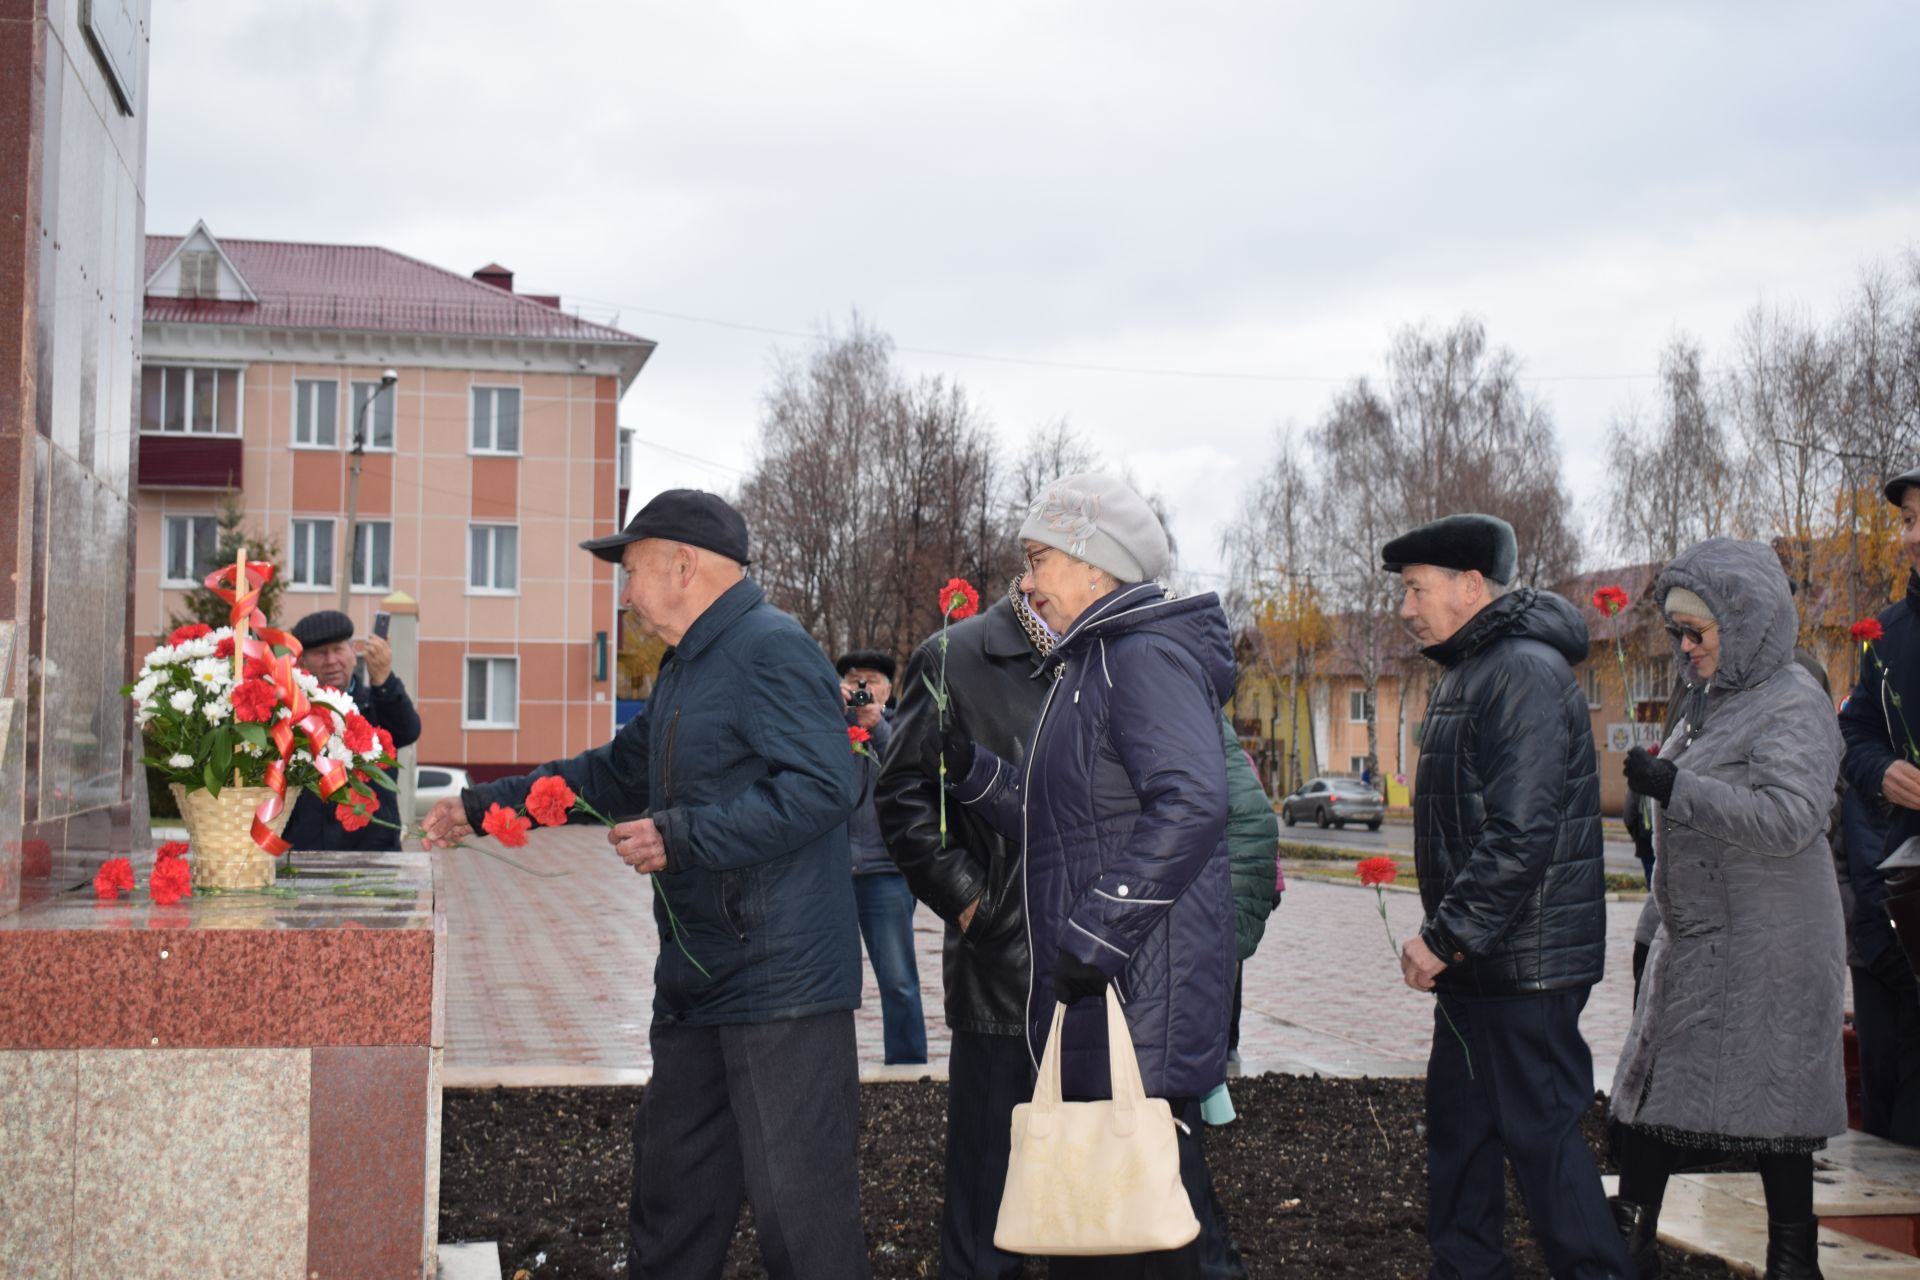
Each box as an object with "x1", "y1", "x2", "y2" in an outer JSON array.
[{"x1": 0, "y1": 851, "x2": 444, "y2": 1280}]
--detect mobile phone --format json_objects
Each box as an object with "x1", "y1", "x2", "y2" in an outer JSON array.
[{"x1": 372, "y1": 611, "x2": 392, "y2": 640}]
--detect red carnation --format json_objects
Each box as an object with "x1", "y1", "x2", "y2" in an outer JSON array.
[
  {"x1": 148, "y1": 857, "x2": 193, "y2": 906},
  {"x1": 1356, "y1": 855, "x2": 1399, "y2": 889},
  {"x1": 1591, "y1": 586, "x2": 1630, "y2": 617},
  {"x1": 1852, "y1": 619, "x2": 1886, "y2": 643},
  {"x1": 482, "y1": 803, "x2": 532, "y2": 848},
  {"x1": 155, "y1": 841, "x2": 189, "y2": 863},
  {"x1": 231, "y1": 679, "x2": 278, "y2": 723},
  {"x1": 374, "y1": 726, "x2": 396, "y2": 761},
  {"x1": 93, "y1": 856, "x2": 135, "y2": 900},
  {"x1": 848, "y1": 724, "x2": 871, "y2": 744},
  {"x1": 335, "y1": 802, "x2": 372, "y2": 833},
  {"x1": 342, "y1": 711, "x2": 376, "y2": 754},
  {"x1": 214, "y1": 636, "x2": 235, "y2": 659},
  {"x1": 168, "y1": 622, "x2": 212, "y2": 646},
  {"x1": 526, "y1": 776, "x2": 578, "y2": 828},
  {"x1": 939, "y1": 578, "x2": 980, "y2": 621}
]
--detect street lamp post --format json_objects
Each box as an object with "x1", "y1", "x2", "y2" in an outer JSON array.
[{"x1": 340, "y1": 369, "x2": 398, "y2": 614}]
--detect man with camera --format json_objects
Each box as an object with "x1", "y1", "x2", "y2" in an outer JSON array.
[
  {"x1": 281, "y1": 607, "x2": 421, "y2": 852},
  {"x1": 839, "y1": 647, "x2": 928, "y2": 1066}
]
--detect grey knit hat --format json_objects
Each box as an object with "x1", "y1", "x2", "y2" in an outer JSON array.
[{"x1": 1018, "y1": 472, "x2": 1170, "y2": 583}]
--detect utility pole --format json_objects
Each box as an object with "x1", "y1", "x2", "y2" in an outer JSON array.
[{"x1": 339, "y1": 370, "x2": 398, "y2": 614}]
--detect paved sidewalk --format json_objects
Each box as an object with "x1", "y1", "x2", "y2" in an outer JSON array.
[{"x1": 441, "y1": 826, "x2": 1647, "y2": 1089}]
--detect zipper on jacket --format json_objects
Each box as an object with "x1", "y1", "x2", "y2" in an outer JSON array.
[
  {"x1": 662, "y1": 707, "x2": 681, "y2": 807},
  {"x1": 1021, "y1": 663, "x2": 1068, "y2": 1075}
]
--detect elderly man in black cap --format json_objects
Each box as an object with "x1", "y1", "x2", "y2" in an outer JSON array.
[
  {"x1": 280, "y1": 608, "x2": 421, "y2": 852},
  {"x1": 421, "y1": 489, "x2": 870, "y2": 1280},
  {"x1": 1383, "y1": 513, "x2": 1627, "y2": 1279}
]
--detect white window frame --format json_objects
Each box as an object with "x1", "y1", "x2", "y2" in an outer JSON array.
[
  {"x1": 350, "y1": 519, "x2": 393, "y2": 593},
  {"x1": 161, "y1": 513, "x2": 220, "y2": 586},
  {"x1": 350, "y1": 380, "x2": 397, "y2": 452},
  {"x1": 463, "y1": 655, "x2": 520, "y2": 729},
  {"x1": 293, "y1": 378, "x2": 340, "y2": 450},
  {"x1": 470, "y1": 385, "x2": 522, "y2": 455},
  {"x1": 1348, "y1": 756, "x2": 1367, "y2": 775},
  {"x1": 1347, "y1": 689, "x2": 1366, "y2": 722},
  {"x1": 287, "y1": 517, "x2": 337, "y2": 590},
  {"x1": 467, "y1": 522, "x2": 520, "y2": 595},
  {"x1": 140, "y1": 364, "x2": 244, "y2": 436},
  {"x1": 1584, "y1": 663, "x2": 1603, "y2": 711}
]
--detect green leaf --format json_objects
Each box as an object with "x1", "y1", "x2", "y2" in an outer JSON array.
[
  {"x1": 210, "y1": 736, "x2": 232, "y2": 784},
  {"x1": 919, "y1": 672, "x2": 949, "y2": 711},
  {"x1": 364, "y1": 768, "x2": 399, "y2": 793},
  {"x1": 202, "y1": 762, "x2": 222, "y2": 797},
  {"x1": 234, "y1": 722, "x2": 270, "y2": 749}
]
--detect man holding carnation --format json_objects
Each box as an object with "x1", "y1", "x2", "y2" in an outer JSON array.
[
  {"x1": 280, "y1": 609, "x2": 421, "y2": 852},
  {"x1": 421, "y1": 489, "x2": 868, "y2": 1280}
]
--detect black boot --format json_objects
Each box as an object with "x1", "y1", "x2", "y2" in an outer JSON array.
[
  {"x1": 1764, "y1": 1218, "x2": 1824, "y2": 1279},
  {"x1": 1609, "y1": 1197, "x2": 1661, "y2": 1279}
]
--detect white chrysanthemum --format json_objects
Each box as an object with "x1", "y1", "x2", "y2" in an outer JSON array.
[
  {"x1": 236, "y1": 739, "x2": 265, "y2": 757},
  {"x1": 189, "y1": 658, "x2": 232, "y2": 689},
  {"x1": 322, "y1": 736, "x2": 353, "y2": 765},
  {"x1": 292, "y1": 749, "x2": 314, "y2": 767},
  {"x1": 312, "y1": 688, "x2": 355, "y2": 718},
  {"x1": 293, "y1": 669, "x2": 320, "y2": 693},
  {"x1": 275, "y1": 706, "x2": 292, "y2": 721},
  {"x1": 178, "y1": 636, "x2": 218, "y2": 660},
  {"x1": 143, "y1": 644, "x2": 181, "y2": 668},
  {"x1": 167, "y1": 752, "x2": 194, "y2": 769},
  {"x1": 168, "y1": 689, "x2": 197, "y2": 713},
  {"x1": 135, "y1": 707, "x2": 155, "y2": 728},
  {"x1": 201, "y1": 700, "x2": 230, "y2": 725},
  {"x1": 130, "y1": 674, "x2": 162, "y2": 705}
]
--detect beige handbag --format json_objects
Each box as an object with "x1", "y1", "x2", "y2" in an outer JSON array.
[{"x1": 993, "y1": 990, "x2": 1201, "y2": 1256}]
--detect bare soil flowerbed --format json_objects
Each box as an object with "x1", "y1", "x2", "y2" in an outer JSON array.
[{"x1": 440, "y1": 1075, "x2": 1737, "y2": 1279}]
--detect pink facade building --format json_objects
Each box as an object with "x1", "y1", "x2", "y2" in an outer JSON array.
[{"x1": 134, "y1": 224, "x2": 652, "y2": 777}]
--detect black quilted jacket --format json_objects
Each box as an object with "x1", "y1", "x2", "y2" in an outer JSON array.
[{"x1": 1413, "y1": 589, "x2": 1608, "y2": 995}]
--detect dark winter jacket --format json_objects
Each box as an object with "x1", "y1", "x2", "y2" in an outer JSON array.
[
  {"x1": 1413, "y1": 588, "x2": 1609, "y2": 996},
  {"x1": 877, "y1": 595, "x2": 1282, "y2": 1036},
  {"x1": 463, "y1": 579, "x2": 860, "y2": 1027},
  {"x1": 1840, "y1": 571, "x2": 1920, "y2": 965},
  {"x1": 954, "y1": 582, "x2": 1237, "y2": 1100},
  {"x1": 282, "y1": 673, "x2": 421, "y2": 853},
  {"x1": 848, "y1": 711, "x2": 897, "y2": 876}
]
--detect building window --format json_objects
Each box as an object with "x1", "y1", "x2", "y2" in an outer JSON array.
[
  {"x1": 1348, "y1": 689, "x2": 1365, "y2": 722},
  {"x1": 471, "y1": 387, "x2": 521, "y2": 454},
  {"x1": 1583, "y1": 663, "x2": 1603, "y2": 710},
  {"x1": 178, "y1": 251, "x2": 220, "y2": 297},
  {"x1": 350, "y1": 381, "x2": 397, "y2": 451},
  {"x1": 351, "y1": 520, "x2": 392, "y2": 592},
  {"x1": 162, "y1": 514, "x2": 220, "y2": 585},
  {"x1": 140, "y1": 366, "x2": 240, "y2": 435},
  {"x1": 464, "y1": 656, "x2": 519, "y2": 728},
  {"x1": 289, "y1": 518, "x2": 335, "y2": 589},
  {"x1": 1349, "y1": 756, "x2": 1367, "y2": 775},
  {"x1": 294, "y1": 379, "x2": 339, "y2": 448},
  {"x1": 468, "y1": 523, "x2": 519, "y2": 593},
  {"x1": 617, "y1": 427, "x2": 633, "y2": 488}
]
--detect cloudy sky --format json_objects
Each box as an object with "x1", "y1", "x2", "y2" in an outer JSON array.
[{"x1": 145, "y1": 2, "x2": 1920, "y2": 584}]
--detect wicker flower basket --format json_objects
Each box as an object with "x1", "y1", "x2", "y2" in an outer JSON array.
[{"x1": 170, "y1": 783, "x2": 291, "y2": 890}]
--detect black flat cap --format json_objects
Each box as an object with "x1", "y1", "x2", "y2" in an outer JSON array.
[
  {"x1": 291, "y1": 609, "x2": 354, "y2": 650},
  {"x1": 1886, "y1": 466, "x2": 1920, "y2": 506},
  {"x1": 834, "y1": 649, "x2": 897, "y2": 681},
  {"x1": 580, "y1": 488, "x2": 751, "y2": 566},
  {"x1": 1380, "y1": 513, "x2": 1518, "y2": 584}
]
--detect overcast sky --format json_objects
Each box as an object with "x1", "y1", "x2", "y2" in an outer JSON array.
[{"x1": 145, "y1": 2, "x2": 1920, "y2": 585}]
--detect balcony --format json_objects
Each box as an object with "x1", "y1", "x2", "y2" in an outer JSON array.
[{"x1": 138, "y1": 434, "x2": 243, "y2": 489}]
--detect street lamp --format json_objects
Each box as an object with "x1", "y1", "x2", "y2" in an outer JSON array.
[{"x1": 339, "y1": 368, "x2": 398, "y2": 613}]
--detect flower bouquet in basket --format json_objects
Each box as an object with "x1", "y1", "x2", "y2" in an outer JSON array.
[{"x1": 124, "y1": 552, "x2": 399, "y2": 890}]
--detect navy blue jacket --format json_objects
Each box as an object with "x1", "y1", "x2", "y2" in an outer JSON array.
[
  {"x1": 464, "y1": 579, "x2": 861, "y2": 1026},
  {"x1": 848, "y1": 711, "x2": 898, "y2": 876},
  {"x1": 282, "y1": 673, "x2": 421, "y2": 853},
  {"x1": 1839, "y1": 572, "x2": 1920, "y2": 964},
  {"x1": 955, "y1": 583, "x2": 1235, "y2": 1101}
]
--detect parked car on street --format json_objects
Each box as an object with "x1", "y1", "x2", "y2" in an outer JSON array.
[
  {"x1": 1280, "y1": 777, "x2": 1384, "y2": 830},
  {"x1": 412, "y1": 765, "x2": 471, "y2": 812}
]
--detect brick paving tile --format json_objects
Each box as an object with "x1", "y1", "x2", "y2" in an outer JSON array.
[{"x1": 442, "y1": 827, "x2": 1662, "y2": 1092}]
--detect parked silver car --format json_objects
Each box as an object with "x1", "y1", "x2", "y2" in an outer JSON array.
[{"x1": 1280, "y1": 777, "x2": 1384, "y2": 830}]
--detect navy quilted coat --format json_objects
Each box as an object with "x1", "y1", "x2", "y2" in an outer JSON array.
[{"x1": 954, "y1": 582, "x2": 1235, "y2": 1101}]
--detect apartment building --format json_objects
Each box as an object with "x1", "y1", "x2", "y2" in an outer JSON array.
[{"x1": 135, "y1": 223, "x2": 651, "y2": 777}]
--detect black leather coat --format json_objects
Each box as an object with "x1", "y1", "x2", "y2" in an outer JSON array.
[
  {"x1": 1413, "y1": 589, "x2": 1608, "y2": 995},
  {"x1": 875, "y1": 598, "x2": 1045, "y2": 1036}
]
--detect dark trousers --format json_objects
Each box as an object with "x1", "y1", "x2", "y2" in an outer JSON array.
[
  {"x1": 629, "y1": 1011, "x2": 871, "y2": 1280},
  {"x1": 1853, "y1": 955, "x2": 1920, "y2": 1147},
  {"x1": 1426, "y1": 987, "x2": 1629, "y2": 1280},
  {"x1": 854, "y1": 872, "x2": 929, "y2": 1064}
]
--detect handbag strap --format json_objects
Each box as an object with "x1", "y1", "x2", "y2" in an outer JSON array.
[{"x1": 1032, "y1": 988, "x2": 1150, "y2": 1115}]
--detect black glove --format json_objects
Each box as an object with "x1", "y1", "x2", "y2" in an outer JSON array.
[
  {"x1": 1053, "y1": 949, "x2": 1109, "y2": 1004},
  {"x1": 1624, "y1": 747, "x2": 1678, "y2": 808},
  {"x1": 923, "y1": 716, "x2": 976, "y2": 785}
]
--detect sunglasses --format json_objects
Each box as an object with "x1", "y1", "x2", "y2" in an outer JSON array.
[{"x1": 1663, "y1": 621, "x2": 1717, "y2": 646}]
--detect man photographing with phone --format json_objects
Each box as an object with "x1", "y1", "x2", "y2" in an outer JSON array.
[{"x1": 281, "y1": 607, "x2": 422, "y2": 852}]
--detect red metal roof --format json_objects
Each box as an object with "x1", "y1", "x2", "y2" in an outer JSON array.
[{"x1": 144, "y1": 235, "x2": 650, "y2": 346}]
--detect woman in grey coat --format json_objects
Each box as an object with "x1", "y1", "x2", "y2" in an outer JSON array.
[{"x1": 1609, "y1": 538, "x2": 1845, "y2": 1280}]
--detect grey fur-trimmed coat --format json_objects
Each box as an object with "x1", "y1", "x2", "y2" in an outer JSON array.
[{"x1": 1610, "y1": 538, "x2": 1847, "y2": 1144}]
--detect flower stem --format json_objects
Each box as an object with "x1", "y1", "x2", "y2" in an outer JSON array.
[
  {"x1": 651, "y1": 874, "x2": 711, "y2": 979},
  {"x1": 1869, "y1": 644, "x2": 1920, "y2": 764},
  {"x1": 1377, "y1": 886, "x2": 1473, "y2": 1079}
]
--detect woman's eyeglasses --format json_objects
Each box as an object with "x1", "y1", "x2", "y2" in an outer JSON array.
[{"x1": 1664, "y1": 621, "x2": 1717, "y2": 646}]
